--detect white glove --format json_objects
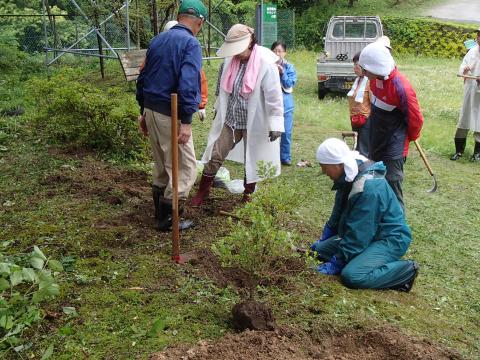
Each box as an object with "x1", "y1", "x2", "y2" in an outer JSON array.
[{"x1": 198, "y1": 108, "x2": 206, "y2": 121}]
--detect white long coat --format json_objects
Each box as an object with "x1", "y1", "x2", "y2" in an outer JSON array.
[
  {"x1": 201, "y1": 46, "x2": 285, "y2": 184},
  {"x1": 458, "y1": 45, "x2": 480, "y2": 132}
]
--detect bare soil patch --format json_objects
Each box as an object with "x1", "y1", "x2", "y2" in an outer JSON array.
[
  {"x1": 150, "y1": 326, "x2": 461, "y2": 360},
  {"x1": 189, "y1": 247, "x2": 305, "y2": 295}
]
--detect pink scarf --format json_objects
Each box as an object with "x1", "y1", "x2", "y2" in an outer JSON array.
[{"x1": 221, "y1": 44, "x2": 261, "y2": 98}]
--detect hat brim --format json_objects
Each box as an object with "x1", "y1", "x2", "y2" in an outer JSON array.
[{"x1": 216, "y1": 36, "x2": 251, "y2": 58}]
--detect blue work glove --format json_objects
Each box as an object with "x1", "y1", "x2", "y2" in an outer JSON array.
[
  {"x1": 317, "y1": 255, "x2": 345, "y2": 275},
  {"x1": 309, "y1": 223, "x2": 337, "y2": 252}
]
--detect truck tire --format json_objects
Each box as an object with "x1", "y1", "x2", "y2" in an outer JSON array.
[{"x1": 318, "y1": 83, "x2": 328, "y2": 99}]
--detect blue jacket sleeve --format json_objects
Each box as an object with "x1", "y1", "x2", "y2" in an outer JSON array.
[
  {"x1": 280, "y1": 62, "x2": 297, "y2": 89},
  {"x1": 177, "y1": 40, "x2": 202, "y2": 124},
  {"x1": 136, "y1": 68, "x2": 145, "y2": 115}
]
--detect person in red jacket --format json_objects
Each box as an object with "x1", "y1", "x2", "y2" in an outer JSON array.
[{"x1": 358, "y1": 42, "x2": 423, "y2": 210}]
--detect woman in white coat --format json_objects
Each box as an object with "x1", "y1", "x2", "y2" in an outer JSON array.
[
  {"x1": 451, "y1": 28, "x2": 480, "y2": 162},
  {"x1": 191, "y1": 24, "x2": 284, "y2": 205}
]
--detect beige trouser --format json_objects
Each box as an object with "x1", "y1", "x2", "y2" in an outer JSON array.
[
  {"x1": 144, "y1": 109, "x2": 197, "y2": 200},
  {"x1": 204, "y1": 124, "x2": 247, "y2": 177},
  {"x1": 455, "y1": 128, "x2": 480, "y2": 142}
]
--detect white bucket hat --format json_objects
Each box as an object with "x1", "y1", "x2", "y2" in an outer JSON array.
[{"x1": 217, "y1": 24, "x2": 254, "y2": 58}]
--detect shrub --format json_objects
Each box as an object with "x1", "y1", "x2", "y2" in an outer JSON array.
[
  {"x1": 212, "y1": 172, "x2": 302, "y2": 299},
  {"x1": 0, "y1": 244, "x2": 63, "y2": 356},
  {"x1": 383, "y1": 16, "x2": 477, "y2": 58},
  {"x1": 0, "y1": 44, "x2": 46, "y2": 113},
  {"x1": 27, "y1": 69, "x2": 148, "y2": 161}
]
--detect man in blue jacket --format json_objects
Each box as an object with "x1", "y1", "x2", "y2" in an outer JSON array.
[
  {"x1": 136, "y1": 0, "x2": 207, "y2": 231},
  {"x1": 310, "y1": 138, "x2": 419, "y2": 291}
]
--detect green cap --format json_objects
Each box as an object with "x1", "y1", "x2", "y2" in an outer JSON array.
[{"x1": 178, "y1": 0, "x2": 208, "y2": 19}]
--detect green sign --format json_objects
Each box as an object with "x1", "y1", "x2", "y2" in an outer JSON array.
[
  {"x1": 261, "y1": 3, "x2": 277, "y2": 47},
  {"x1": 263, "y1": 3, "x2": 277, "y2": 22}
]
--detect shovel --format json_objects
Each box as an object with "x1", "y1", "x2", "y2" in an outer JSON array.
[{"x1": 414, "y1": 140, "x2": 437, "y2": 193}]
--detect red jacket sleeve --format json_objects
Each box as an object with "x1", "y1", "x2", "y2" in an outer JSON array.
[
  {"x1": 395, "y1": 75, "x2": 424, "y2": 155},
  {"x1": 199, "y1": 69, "x2": 208, "y2": 109},
  {"x1": 404, "y1": 85, "x2": 423, "y2": 142}
]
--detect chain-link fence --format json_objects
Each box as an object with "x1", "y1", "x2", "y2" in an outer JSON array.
[
  {"x1": 0, "y1": 14, "x2": 46, "y2": 53},
  {"x1": 0, "y1": 2, "x2": 296, "y2": 61},
  {"x1": 277, "y1": 9, "x2": 295, "y2": 50}
]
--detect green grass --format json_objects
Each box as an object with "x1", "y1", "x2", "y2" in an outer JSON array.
[{"x1": 1, "y1": 51, "x2": 479, "y2": 358}]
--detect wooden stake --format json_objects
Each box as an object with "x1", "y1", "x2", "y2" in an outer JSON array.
[
  {"x1": 456, "y1": 74, "x2": 480, "y2": 80},
  {"x1": 171, "y1": 93, "x2": 180, "y2": 261}
]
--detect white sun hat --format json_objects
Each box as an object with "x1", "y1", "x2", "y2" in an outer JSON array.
[{"x1": 217, "y1": 24, "x2": 254, "y2": 58}]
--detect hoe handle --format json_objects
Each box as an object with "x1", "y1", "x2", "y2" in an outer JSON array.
[{"x1": 414, "y1": 140, "x2": 434, "y2": 176}]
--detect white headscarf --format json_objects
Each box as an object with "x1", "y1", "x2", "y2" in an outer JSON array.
[
  {"x1": 316, "y1": 138, "x2": 367, "y2": 182},
  {"x1": 359, "y1": 42, "x2": 395, "y2": 80}
]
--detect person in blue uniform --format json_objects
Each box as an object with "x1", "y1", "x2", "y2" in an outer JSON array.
[
  {"x1": 271, "y1": 41, "x2": 297, "y2": 166},
  {"x1": 310, "y1": 138, "x2": 419, "y2": 291}
]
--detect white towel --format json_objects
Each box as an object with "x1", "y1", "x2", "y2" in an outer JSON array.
[{"x1": 347, "y1": 76, "x2": 368, "y2": 103}]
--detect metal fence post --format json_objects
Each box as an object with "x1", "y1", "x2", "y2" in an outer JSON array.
[{"x1": 126, "y1": 0, "x2": 131, "y2": 50}]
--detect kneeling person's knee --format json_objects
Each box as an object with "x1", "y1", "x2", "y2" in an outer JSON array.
[{"x1": 340, "y1": 267, "x2": 370, "y2": 289}]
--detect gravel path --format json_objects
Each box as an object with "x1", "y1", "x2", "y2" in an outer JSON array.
[{"x1": 425, "y1": 0, "x2": 480, "y2": 24}]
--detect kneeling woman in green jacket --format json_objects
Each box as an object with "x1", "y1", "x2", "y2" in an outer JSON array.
[{"x1": 310, "y1": 138, "x2": 419, "y2": 292}]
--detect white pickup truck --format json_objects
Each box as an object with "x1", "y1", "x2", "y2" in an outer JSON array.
[{"x1": 317, "y1": 16, "x2": 383, "y2": 99}]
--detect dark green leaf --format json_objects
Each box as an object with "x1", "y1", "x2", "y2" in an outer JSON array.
[
  {"x1": 59, "y1": 325, "x2": 74, "y2": 336},
  {"x1": 0, "y1": 278, "x2": 9, "y2": 291},
  {"x1": 147, "y1": 318, "x2": 166, "y2": 338}
]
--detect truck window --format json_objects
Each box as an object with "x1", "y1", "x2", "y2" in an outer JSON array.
[
  {"x1": 332, "y1": 23, "x2": 344, "y2": 38},
  {"x1": 331, "y1": 20, "x2": 379, "y2": 39},
  {"x1": 345, "y1": 23, "x2": 364, "y2": 38},
  {"x1": 365, "y1": 23, "x2": 378, "y2": 38}
]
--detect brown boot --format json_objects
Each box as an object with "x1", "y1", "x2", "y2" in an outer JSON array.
[
  {"x1": 242, "y1": 182, "x2": 256, "y2": 203},
  {"x1": 191, "y1": 174, "x2": 215, "y2": 206}
]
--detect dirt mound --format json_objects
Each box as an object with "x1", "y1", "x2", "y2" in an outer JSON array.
[
  {"x1": 149, "y1": 326, "x2": 460, "y2": 360},
  {"x1": 232, "y1": 300, "x2": 275, "y2": 331}
]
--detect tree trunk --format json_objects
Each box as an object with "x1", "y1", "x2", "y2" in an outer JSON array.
[
  {"x1": 152, "y1": 0, "x2": 158, "y2": 36},
  {"x1": 93, "y1": 9, "x2": 105, "y2": 79},
  {"x1": 44, "y1": 0, "x2": 58, "y2": 57}
]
